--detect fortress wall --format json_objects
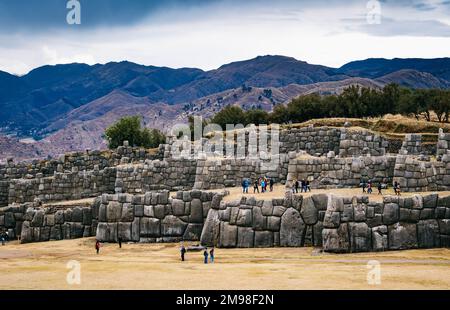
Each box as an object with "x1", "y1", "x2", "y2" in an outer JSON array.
[
  {"x1": 7, "y1": 167, "x2": 116, "y2": 204},
  {"x1": 338, "y1": 129, "x2": 388, "y2": 157},
  {"x1": 400, "y1": 134, "x2": 424, "y2": 155},
  {"x1": 200, "y1": 192, "x2": 450, "y2": 252},
  {"x1": 437, "y1": 129, "x2": 450, "y2": 157},
  {"x1": 393, "y1": 154, "x2": 450, "y2": 192},
  {"x1": 95, "y1": 190, "x2": 224, "y2": 243},
  {"x1": 193, "y1": 155, "x2": 290, "y2": 190},
  {"x1": 0, "y1": 198, "x2": 100, "y2": 243},
  {"x1": 286, "y1": 155, "x2": 396, "y2": 189},
  {"x1": 115, "y1": 158, "x2": 198, "y2": 193},
  {"x1": 279, "y1": 126, "x2": 341, "y2": 156}
]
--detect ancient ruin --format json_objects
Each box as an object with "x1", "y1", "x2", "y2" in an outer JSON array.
[{"x1": 1, "y1": 125, "x2": 450, "y2": 253}]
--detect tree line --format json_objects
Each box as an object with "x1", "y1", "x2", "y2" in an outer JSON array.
[{"x1": 210, "y1": 84, "x2": 450, "y2": 126}]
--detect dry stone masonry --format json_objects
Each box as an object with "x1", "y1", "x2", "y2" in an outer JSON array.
[{"x1": 1, "y1": 125, "x2": 449, "y2": 254}]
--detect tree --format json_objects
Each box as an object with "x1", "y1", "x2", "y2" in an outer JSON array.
[
  {"x1": 269, "y1": 104, "x2": 289, "y2": 124},
  {"x1": 245, "y1": 109, "x2": 269, "y2": 125},
  {"x1": 104, "y1": 115, "x2": 165, "y2": 149},
  {"x1": 210, "y1": 105, "x2": 246, "y2": 128}
]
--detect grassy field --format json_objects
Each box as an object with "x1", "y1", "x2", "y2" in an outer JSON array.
[{"x1": 1, "y1": 238, "x2": 449, "y2": 290}]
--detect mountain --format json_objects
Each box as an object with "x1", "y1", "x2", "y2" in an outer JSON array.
[
  {"x1": 0, "y1": 55, "x2": 449, "y2": 160},
  {"x1": 337, "y1": 58, "x2": 450, "y2": 81},
  {"x1": 376, "y1": 69, "x2": 450, "y2": 89}
]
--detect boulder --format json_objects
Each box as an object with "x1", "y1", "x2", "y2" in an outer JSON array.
[
  {"x1": 280, "y1": 208, "x2": 305, "y2": 247},
  {"x1": 311, "y1": 194, "x2": 328, "y2": 210},
  {"x1": 172, "y1": 199, "x2": 185, "y2": 216},
  {"x1": 267, "y1": 216, "x2": 281, "y2": 231},
  {"x1": 121, "y1": 203, "x2": 134, "y2": 222}
]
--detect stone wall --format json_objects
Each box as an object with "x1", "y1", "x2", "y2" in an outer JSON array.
[
  {"x1": 95, "y1": 190, "x2": 223, "y2": 243},
  {"x1": 200, "y1": 192, "x2": 450, "y2": 252},
  {"x1": 400, "y1": 134, "x2": 423, "y2": 155},
  {"x1": 393, "y1": 154, "x2": 450, "y2": 192},
  {"x1": 8, "y1": 167, "x2": 116, "y2": 204},
  {"x1": 437, "y1": 129, "x2": 450, "y2": 157},
  {"x1": 115, "y1": 158, "x2": 198, "y2": 193},
  {"x1": 0, "y1": 198, "x2": 99, "y2": 243},
  {"x1": 280, "y1": 126, "x2": 341, "y2": 156},
  {"x1": 286, "y1": 155, "x2": 396, "y2": 189},
  {"x1": 322, "y1": 194, "x2": 450, "y2": 252},
  {"x1": 338, "y1": 129, "x2": 388, "y2": 157},
  {"x1": 193, "y1": 156, "x2": 289, "y2": 190}
]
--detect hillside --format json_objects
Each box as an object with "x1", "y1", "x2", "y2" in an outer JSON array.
[{"x1": 1, "y1": 55, "x2": 450, "y2": 160}]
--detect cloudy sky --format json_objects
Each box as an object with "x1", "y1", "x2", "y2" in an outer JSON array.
[{"x1": 0, "y1": 0, "x2": 449, "y2": 75}]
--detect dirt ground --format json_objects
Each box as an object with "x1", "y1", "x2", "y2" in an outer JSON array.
[
  {"x1": 215, "y1": 185, "x2": 450, "y2": 203},
  {"x1": 0, "y1": 238, "x2": 449, "y2": 290}
]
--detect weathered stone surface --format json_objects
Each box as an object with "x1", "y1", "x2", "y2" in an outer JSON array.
[
  {"x1": 423, "y1": 194, "x2": 438, "y2": 208},
  {"x1": 254, "y1": 231, "x2": 273, "y2": 247},
  {"x1": 252, "y1": 206, "x2": 264, "y2": 231},
  {"x1": 300, "y1": 197, "x2": 318, "y2": 225},
  {"x1": 237, "y1": 226, "x2": 254, "y2": 247},
  {"x1": 183, "y1": 223, "x2": 203, "y2": 240},
  {"x1": 236, "y1": 209, "x2": 252, "y2": 227},
  {"x1": 72, "y1": 207, "x2": 83, "y2": 222},
  {"x1": 189, "y1": 199, "x2": 203, "y2": 223},
  {"x1": 323, "y1": 211, "x2": 340, "y2": 228},
  {"x1": 267, "y1": 216, "x2": 281, "y2": 231},
  {"x1": 140, "y1": 217, "x2": 160, "y2": 237},
  {"x1": 131, "y1": 217, "x2": 140, "y2": 241},
  {"x1": 161, "y1": 215, "x2": 188, "y2": 236},
  {"x1": 261, "y1": 200, "x2": 273, "y2": 216},
  {"x1": 31, "y1": 210, "x2": 44, "y2": 227},
  {"x1": 417, "y1": 220, "x2": 440, "y2": 248},
  {"x1": 383, "y1": 203, "x2": 399, "y2": 225},
  {"x1": 372, "y1": 225, "x2": 388, "y2": 251},
  {"x1": 280, "y1": 208, "x2": 305, "y2": 247},
  {"x1": 121, "y1": 203, "x2": 134, "y2": 222},
  {"x1": 311, "y1": 194, "x2": 328, "y2": 211},
  {"x1": 219, "y1": 222, "x2": 237, "y2": 247},
  {"x1": 118, "y1": 222, "x2": 132, "y2": 240},
  {"x1": 388, "y1": 223, "x2": 417, "y2": 250},
  {"x1": 322, "y1": 224, "x2": 349, "y2": 253},
  {"x1": 200, "y1": 209, "x2": 220, "y2": 246},
  {"x1": 438, "y1": 219, "x2": 450, "y2": 235},
  {"x1": 106, "y1": 201, "x2": 122, "y2": 222},
  {"x1": 349, "y1": 222, "x2": 370, "y2": 252},
  {"x1": 171, "y1": 199, "x2": 185, "y2": 216}
]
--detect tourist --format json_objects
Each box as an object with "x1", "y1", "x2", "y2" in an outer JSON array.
[
  {"x1": 367, "y1": 182, "x2": 373, "y2": 194},
  {"x1": 118, "y1": 237, "x2": 122, "y2": 248},
  {"x1": 241, "y1": 179, "x2": 249, "y2": 194},
  {"x1": 302, "y1": 179, "x2": 307, "y2": 192},
  {"x1": 203, "y1": 247, "x2": 209, "y2": 264},
  {"x1": 293, "y1": 179, "x2": 299, "y2": 193},
  {"x1": 306, "y1": 180, "x2": 311, "y2": 192},
  {"x1": 5, "y1": 231, "x2": 8, "y2": 242},
  {"x1": 361, "y1": 180, "x2": 367, "y2": 193},
  {"x1": 393, "y1": 181, "x2": 399, "y2": 195},
  {"x1": 253, "y1": 179, "x2": 259, "y2": 193},
  {"x1": 209, "y1": 247, "x2": 215, "y2": 263},
  {"x1": 396, "y1": 183, "x2": 401, "y2": 196},
  {"x1": 1, "y1": 232, "x2": 5, "y2": 246},
  {"x1": 95, "y1": 240, "x2": 101, "y2": 254},
  {"x1": 377, "y1": 182, "x2": 382, "y2": 195},
  {"x1": 180, "y1": 244, "x2": 187, "y2": 262},
  {"x1": 261, "y1": 179, "x2": 266, "y2": 193},
  {"x1": 269, "y1": 178, "x2": 274, "y2": 192}
]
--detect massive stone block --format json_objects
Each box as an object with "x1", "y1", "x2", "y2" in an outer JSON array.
[
  {"x1": 300, "y1": 197, "x2": 318, "y2": 225},
  {"x1": 237, "y1": 226, "x2": 254, "y2": 247},
  {"x1": 349, "y1": 222, "x2": 371, "y2": 252},
  {"x1": 388, "y1": 223, "x2": 417, "y2": 250},
  {"x1": 219, "y1": 222, "x2": 237, "y2": 248},
  {"x1": 254, "y1": 231, "x2": 274, "y2": 247},
  {"x1": 417, "y1": 220, "x2": 440, "y2": 248},
  {"x1": 280, "y1": 208, "x2": 305, "y2": 247},
  {"x1": 200, "y1": 209, "x2": 220, "y2": 246},
  {"x1": 322, "y1": 224, "x2": 350, "y2": 253},
  {"x1": 383, "y1": 203, "x2": 399, "y2": 225},
  {"x1": 161, "y1": 215, "x2": 188, "y2": 236},
  {"x1": 140, "y1": 217, "x2": 160, "y2": 237}
]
